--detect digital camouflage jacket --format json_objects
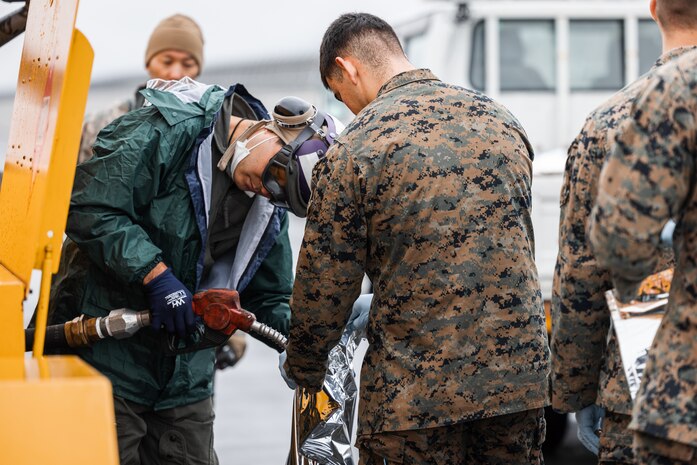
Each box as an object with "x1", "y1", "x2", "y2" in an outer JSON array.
[
  {"x1": 550, "y1": 47, "x2": 693, "y2": 416},
  {"x1": 77, "y1": 87, "x2": 145, "y2": 164},
  {"x1": 589, "y1": 48, "x2": 697, "y2": 448},
  {"x1": 285, "y1": 69, "x2": 550, "y2": 435}
]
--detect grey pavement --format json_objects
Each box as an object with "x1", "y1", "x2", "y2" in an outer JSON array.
[
  {"x1": 211, "y1": 215, "x2": 598, "y2": 464},
  {"x1": 213, "y1": 337, "x2": 295, "y2": 464},
  {"x1": 212, "y1": 335, "x2": 597, "y2": 465}
]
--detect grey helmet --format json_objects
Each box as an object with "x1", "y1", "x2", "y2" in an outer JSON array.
[{"x1": 261, "y1": 96, "x2": 343, "y2": 217}]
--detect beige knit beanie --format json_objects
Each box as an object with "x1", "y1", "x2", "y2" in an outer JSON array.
[{"x1": 145, "y1": 14, "x2": 204, "y2": 69}]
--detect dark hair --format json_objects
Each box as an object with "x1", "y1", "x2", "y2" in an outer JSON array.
[
  {"x1": 656, "y1": 0, "x2": 697, "y2": 30},
  {"x1": 319, "y1": 13, "x2": 404, "y2": 89}
]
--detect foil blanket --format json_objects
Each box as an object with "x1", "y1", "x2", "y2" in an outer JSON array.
[{"x1": 288, "y1": 329, "x2": 362, "y2": 465}]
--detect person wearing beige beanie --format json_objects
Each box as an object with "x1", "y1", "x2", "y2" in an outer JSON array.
[
  {"x1": 75, "y1": 12, "x2": 250, "y2": 378},
  {"x1": 145, "y1": 14, "x2": 204, "y2": 80},
  {"x1": 77, "y1": 14, "x2": 205, "y2": 165}
]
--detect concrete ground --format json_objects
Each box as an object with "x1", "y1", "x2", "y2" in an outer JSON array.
[{"x1": 212, "y1": 337, "x2": 597, "y2": 465}]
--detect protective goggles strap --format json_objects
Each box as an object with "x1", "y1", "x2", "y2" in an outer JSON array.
[
  {"x1": 217, "y1": 120, "x2": 268, "y2": 172},
  {"x1": 247, "y1": 133, "x2": 279, "y2": 152},
  {"x1": 284, "y1": 111, "x2": 327, "y2": 155}
]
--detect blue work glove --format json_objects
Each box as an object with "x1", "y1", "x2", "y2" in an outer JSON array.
[
  {"x1": 346, "y1": 293, "x2": 372, "y2": 334},
  {"x1": 278, "y1": 350, "x2": 297, "y2": 390},
  {"x1": 575, "y1": 404, "x2": 605, "y2": 455},
  {"x1": 144, "y1": 268, "x2": 195, "y2": 338}
]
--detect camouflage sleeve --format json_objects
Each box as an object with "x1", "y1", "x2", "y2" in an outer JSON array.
[
  {"x1": 77, "y1": 100, "x2": 131, "y2": 165},
  {"x1": 284, "y1": 144, "x2": 366, "y2": 390},
  {"x1": 77, "y1": 117, "x2": 100, "y2": 165},
  {"x1": 551, "y1": 117, "x2": 613, "y2": 412},
  {"x1": 589, "y1": 71, "x2": 695, "y2": 301}
]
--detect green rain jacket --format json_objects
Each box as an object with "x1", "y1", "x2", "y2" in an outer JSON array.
[{"x1": 50, "y1": 79, "x2": 293, "y2": 409}]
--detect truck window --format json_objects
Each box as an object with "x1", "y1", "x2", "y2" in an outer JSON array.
[
  {"x1": 404, "y1": 32, "x2": 430, "y2": 69},
  {"x1": 570, "y1": 20, "x2": 624, "y2": 91},
  {"x1": 471, "y1": 20, "x2": 556, "y2": 92},
  {"x1": 470, "y1": 20, "x2": 485, "y2": 91},
  {"x1": 500, "y1": 20, "x2": 556, "y2": 91},
  {"x1": 639, "y1": 19, "x2": 662, "y2": 75}
]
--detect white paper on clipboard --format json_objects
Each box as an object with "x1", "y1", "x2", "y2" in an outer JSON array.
[{"x1": 605, "y1": 269, "x2": 672, "y2": 400}]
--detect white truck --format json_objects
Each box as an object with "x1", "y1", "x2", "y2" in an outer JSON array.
[{"x1": 395, "y1": 0, "x2": 661, "y2": 449}]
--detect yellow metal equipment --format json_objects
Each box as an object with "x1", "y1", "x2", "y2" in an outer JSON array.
[{"x1": 0, "y1": 0, "x2": 119, "y2": 463}]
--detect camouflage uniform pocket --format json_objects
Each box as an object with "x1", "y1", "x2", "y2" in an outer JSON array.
[{"x1": 356, "y1": 433, "x2": 406, "y2": 465}]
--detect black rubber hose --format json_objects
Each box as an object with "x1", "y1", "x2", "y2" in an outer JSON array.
[{"x1": 24, "y1": 324, "x2": 69, "y2": 352}]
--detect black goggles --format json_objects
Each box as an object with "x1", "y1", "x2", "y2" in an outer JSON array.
[
  {"x1": 260, "y1": 111, "x2": 327, "y2": 211},
  {"x1": 261, "y1": 147, "x2": 291, "y2": 208}
]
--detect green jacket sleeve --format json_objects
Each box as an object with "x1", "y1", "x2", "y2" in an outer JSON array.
[
  {"x1": 240, "y1": 212, "x2": 293, "y2": 337},
  {"x1": 67, "y1": 112, "x2": 178, "y2": 285}
]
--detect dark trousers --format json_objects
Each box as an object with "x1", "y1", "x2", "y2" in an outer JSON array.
[
  {"x1": 114, "y1": 396, "x2": 219, "y2": 465},
  {"x1": 357, "y1": 408, "x2": 546, "y2": 465}
]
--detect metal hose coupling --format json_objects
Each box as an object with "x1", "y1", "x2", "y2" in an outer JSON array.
[
  {"x1": 250, "y1": 320, "x2": 288, "y2": 353},
  {"x1": 64, "y1": 309, "x2": 150, "y2": 348}
]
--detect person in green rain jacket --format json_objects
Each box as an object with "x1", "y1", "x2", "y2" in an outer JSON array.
[{"x1": 48, "y1": 78, "x2": 293, "y2": 465}]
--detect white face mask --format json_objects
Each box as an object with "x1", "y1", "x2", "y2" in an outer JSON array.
[{"x1": 227, "y1": 131, "x2": 278, "y2": 198}]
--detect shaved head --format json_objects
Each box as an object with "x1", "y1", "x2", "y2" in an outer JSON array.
[
  {"x1": 319, "y1": 13, "x2": 405, "y2": 89},
  {"x1": 656, "y1": 0, "x2": 697, "y2": 30}
]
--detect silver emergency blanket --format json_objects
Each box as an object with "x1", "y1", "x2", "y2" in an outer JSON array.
[
  {"x1": 605, "y1": 268, "x2": 672, "y2": 399},
  {"x1": 287, "y1": 329, "x2": 361, "y2": 465}
]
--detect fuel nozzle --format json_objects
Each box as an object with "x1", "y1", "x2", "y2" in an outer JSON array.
[{"x1": 25, "y1": 289, "x2": 288, "y2": 354}]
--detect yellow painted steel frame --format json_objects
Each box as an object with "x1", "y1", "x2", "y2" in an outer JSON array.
[{"x1": 0, "y1": 0, "x2": 118, "y2": 463}]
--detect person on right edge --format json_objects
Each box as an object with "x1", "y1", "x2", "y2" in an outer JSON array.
[
  {"x1": 588, "y1": 46, "x2": 697, "y2": 465},
  {"x1": 282, "y1": 12, "x2": 550, "y2": 465},
  {"x1": 550, "y1": 0, "x2": 697, "y2": 462}
]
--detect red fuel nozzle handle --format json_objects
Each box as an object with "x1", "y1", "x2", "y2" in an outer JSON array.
[
  {"x1": 193, "y1": 290, "x2": 255, "y2": 335},
  {"x1": 185, "y1": 289, "x2": 287, "y2": 353}
]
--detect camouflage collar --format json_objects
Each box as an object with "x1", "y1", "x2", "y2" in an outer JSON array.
[
  {"x1": 377, "y1": 69, "x2": 439, "y2": 98},
  {"x1": 654, "y1": 46, "x2": 697, "y2": 69}
]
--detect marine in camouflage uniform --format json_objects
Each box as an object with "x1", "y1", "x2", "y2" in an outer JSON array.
[
  {"x1": 284, "y1": 59, "x2": 550, "y2": 462},
  {"x1": 589, "y1": 48, "x2": 697, "y2": 465},
  {"x1": 78, "y1": 14, "x2": 203, "y2": 165},
  {"x1": 551, "y1": 47, "x2": 694, "y2": 464},
  {"x1": 77, "y1": 91, "x2": 144, "y2": 164}
]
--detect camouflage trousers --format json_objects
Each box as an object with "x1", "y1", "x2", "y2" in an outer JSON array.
[
  {"x1": 114, "y1": 396, "x2": 219, "y2": 465},
  {"x1": 599, "y1": 411, "x2": 634, "y2": 464},
  {"x1": 634, "y1": 432, "x2": 697, "y2": 465},
  {"x1": 356, "y1": 408, "x2": 545, "y2": 465}
]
